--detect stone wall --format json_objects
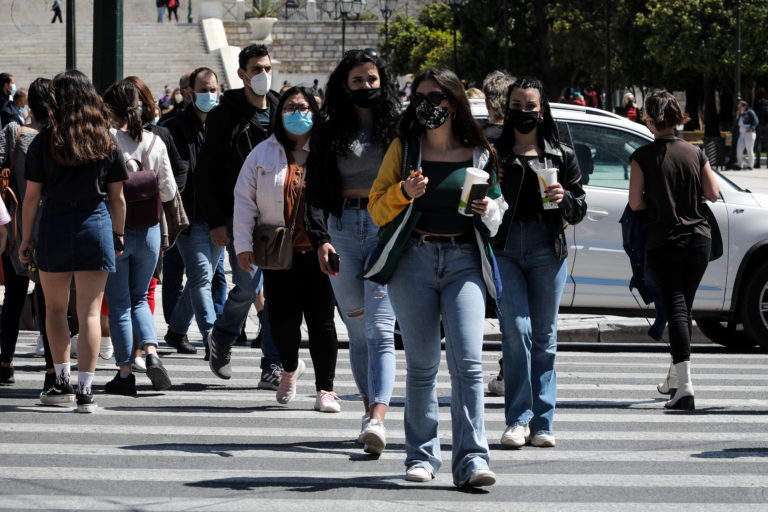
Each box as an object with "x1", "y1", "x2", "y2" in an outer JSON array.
[{"x1": 224, "y1": 20, "x2": 380, "y2": 86}]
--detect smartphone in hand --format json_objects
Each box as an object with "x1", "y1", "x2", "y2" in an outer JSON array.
[{"x1": 328, "y1": 252, "x2": 340, "y2": 273}]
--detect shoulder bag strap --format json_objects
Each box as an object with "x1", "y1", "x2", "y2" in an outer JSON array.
[
  {"x1": 140, "y1": 133, "x2": 158, "y2": 170},
  {"x1": 8, "y1": 127, "x2": 21, "y2": 172},
  {"x1": 288, "y1": 164, "x2": 307, "y2": 234}
]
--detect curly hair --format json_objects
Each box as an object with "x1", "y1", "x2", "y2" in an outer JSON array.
[
  {"x1": 103, "y1": 79, "x2": 143, "y2": 143},
  {"x1": 48, "y1": 70, "x2": 115, "y2": 166},
  {"x1": 322, "y1": 49, "x2": 400, "y2": 154},
  {"x1": 399, "y1": 67, "x2": 496, "y2": 169}
]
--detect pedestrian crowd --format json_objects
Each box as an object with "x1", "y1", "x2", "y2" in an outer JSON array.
[{"x1": 0, "y1": 44, "x2": 718, "y2": 488}]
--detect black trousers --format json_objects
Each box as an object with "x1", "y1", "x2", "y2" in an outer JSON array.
[
  {"x1": 0, "y1": 253, "x2": 29, "y2": 364},
  {"x1": 263, "y1": 251, "x2": 338, "y2": 391},
  {"x1": 647, "y1": 234, "x2": 711, "y2": 364},
  {"x1": 754, "y1": 124, "x2": 768, "y2": 167}
]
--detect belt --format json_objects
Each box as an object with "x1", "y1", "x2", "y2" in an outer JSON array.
[
  {"x1": 344, "y1": 197, "x2": 369, "y2": 210},
  {"x1": 413, "y1": 232, "x2": 475, "y2": 244}
]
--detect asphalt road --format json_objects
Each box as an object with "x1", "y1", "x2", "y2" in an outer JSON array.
[{"x1": 1, "y1": 332, "x2": 768, "y2": 511}]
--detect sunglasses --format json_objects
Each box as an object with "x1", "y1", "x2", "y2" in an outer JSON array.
[
  {"x1": 411, "y1": 92, "x2": 450, "y2": 108},
  {"x1": 344, "y1": 48, "x2": 379, "y2": 59}
]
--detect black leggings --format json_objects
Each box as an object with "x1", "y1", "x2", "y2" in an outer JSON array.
[
  {"x1": 168, "y1": 6, "x2": 178, "y2": 21},
  {"x1": 647, "y1": 234, "x2": 711, "y2": 364},
  {"x1": 0, "y1": 253, "x2": 30, "y2": 364},
  {"x1": 263, "y1": 251, "x2": 338, "y2": 391}
]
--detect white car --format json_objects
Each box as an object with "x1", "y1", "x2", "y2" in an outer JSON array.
[{"x1": 477, "y1": 101, "x2": 768, "y2": 349}]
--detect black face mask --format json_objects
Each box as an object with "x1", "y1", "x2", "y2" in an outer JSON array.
[
  {"x1": 349, "y1": 87, "x2": 382, "y2": 108},
  {"x1": 507, "y1": 109, "x2": 540, "y2": 134}
]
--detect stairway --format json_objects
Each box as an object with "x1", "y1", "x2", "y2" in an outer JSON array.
[{"x1": 0, "y1": 21, "x2": 226, "y2": 99}]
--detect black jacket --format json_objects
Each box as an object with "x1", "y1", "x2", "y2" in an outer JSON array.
[
  {"x1": 492, "y1": 139, "x2": 587, "y2": 260},
  {"x1": 195, "y1": 88, "x2": 279, "y2": 229},
  {"x1": 160, "y1": 105, "x2": 208, "y2": 221},
  {"x1": 304, "y1": 121, "x2": 347, "y2": 248}
]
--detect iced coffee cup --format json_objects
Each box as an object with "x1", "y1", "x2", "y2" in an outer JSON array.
[
  {"x1": 458, "y1": 167, "x2": 490, "y2": 216},
  {"x1": 534, "y1": 167, "x2": 560, "y2": 210}
]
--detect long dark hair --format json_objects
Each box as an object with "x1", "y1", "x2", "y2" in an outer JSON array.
[
  {"x1": 400, "y1": 67, "x2": 496, "y2": 169},
  {"x1": 48, "y1": 70, "x2": 115, "y2": 166},
  {"x1": 497, "y1": 77, "x2": 559, "y2": 151},
  {"x1": 273, "y1": 86, "x2": 323, "y2": 152},
  {"x1": 323, "y1": 49, "x2": 400, "y2": 154},
  {"x1": 27, "y1": 77, "x2": 51, "y2": 126},
  {"x1": 103, "y1": 79, "x2": 143, "y2": 142},
  {"x1": 125, "y1": 76, "x2": 158, "y2": 125}
]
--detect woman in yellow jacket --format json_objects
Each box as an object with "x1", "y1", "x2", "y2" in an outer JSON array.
[{"x1": 367, "y1": 67, "x2": 507, "y2": 488}]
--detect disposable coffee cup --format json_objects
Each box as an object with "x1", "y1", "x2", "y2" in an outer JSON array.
[
  {"x1": 534, "y1": 167, "x2": 559, "y2": 210},
  {"x1": 458, "y1": 167, "x2": 489, "y2": 216}
]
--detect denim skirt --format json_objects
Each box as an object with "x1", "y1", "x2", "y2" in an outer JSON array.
[{"x1": 36, "y1": 198, "x2": 115, "y2": 272}]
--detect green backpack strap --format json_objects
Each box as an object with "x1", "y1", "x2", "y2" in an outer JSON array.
[{"x1": 401, "y1": 137, "x2": 420, "y2": 181}]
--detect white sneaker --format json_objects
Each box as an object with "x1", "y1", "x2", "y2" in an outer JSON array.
[
  {"x1": 488, "y1": 377, "x2": 504, "y2": 396},
  {"x1": 466, "y1": 469, "x2": 497, "y2": 488},
  {"x1": 132, "y1": 356, "x2": 146, "y2": 373},
  {"x1": 34, "y1": 335, "x2": 45, "y2": 356},
  {"x1": 69, "y1": 335, "x2": 78, "y2": 358},
  {"x1": 356, "y1": 413, "x2": 371, "y2": 444},
  {"x1": 362, "y1": 418, "x2": 386, "y2": 455},
  {"x1": 500, "y1": 423, "x2": 530, "y2": 448},
  {"x1": 529, "y1": 433, "x2": 556, "y2": 447},
  {"x1": 314, "y1": 390, "x2": 341, "y2": 413},
  {"x1": 99, "y1": 337, "x2": 114, "y2": 360},
  {"x1": 405, "y1": 466, "x2": 433, "y2": 482},
  {"x1": 276, "y1": 359, "x2": 305, "y2": 404}
]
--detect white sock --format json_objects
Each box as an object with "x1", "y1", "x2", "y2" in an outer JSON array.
[
  {"x1": 119, "y1": 369, "x2": 132, "y2": 378},
  {"x1": 78, "y1": 371, "x2": 94, "y2": 395},
  {"x1": 54, "y1": 362, "x2": 70, "y2": 386}
]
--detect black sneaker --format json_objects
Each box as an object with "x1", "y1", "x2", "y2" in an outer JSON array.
[
  {"x1": 235, "y1": 325, "x2": 247, "y2": 345},
  {"x1": 41, "y1": 371, "x2": 56, "y2": 394},
  {"x1": 40, "y1": 381, "x2": 75, "y2": 405},
  {"x1": 0, "y1": 366, "x2": 14, "y2": 385},
  {"x1": 145, "y1": 353, "x2": 172, "y2": 391},
  {"x1": 257, "y1": 364, "x2": 281, "y2": 390},
  {"x1": 76, "y1": 393, "x2": 97, "y2": 413},
  {"x1": 164, "y1": 329, "x2": 197, "y2": 354},
  {"x1": 204, "y1": 342, "x2": 210, "y2": 362},
  {"x1": 207, "y1": 332, "x2": 232, "y2": 380},
  {"x1": 104, "y1": 371, "x2": 137, "y2": 396},
  {"x1": 251, "y1": 311, "x2": 263, "y2": 349}
]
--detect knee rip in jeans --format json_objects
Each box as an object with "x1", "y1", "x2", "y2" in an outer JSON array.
[
  {"x1": 347, "y1": 308, "x2": 364, "y2": 318},
  {"x1": 372, "y1": 290, "x2": 387, "y2": 299}
]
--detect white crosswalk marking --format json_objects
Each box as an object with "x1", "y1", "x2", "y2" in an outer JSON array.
[{"x1": 2, "y1": 333, "x2": 768, "y2": 509}]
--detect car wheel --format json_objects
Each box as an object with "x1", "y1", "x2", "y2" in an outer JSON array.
[
  {"x1": 694, "y1": 317, "x2": 756, "y2": 348},
  {"x1": 740, "y1": 262, "x2": 768, "y2": 349}
]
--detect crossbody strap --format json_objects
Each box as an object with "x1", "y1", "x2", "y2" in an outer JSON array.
[
  {"x1": 288, "y1": 164, "x2": 306, "y2": 234},
  {"x1": 8, "y1": 127, "x2": 21, "y2": 172},
  {"x1": 140, "y1": 133, "x2": 158, "y2": 170}
]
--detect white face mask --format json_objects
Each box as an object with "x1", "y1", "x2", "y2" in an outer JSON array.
[
  {"x1": 174, "y1": 93, "x2": 183, "y2": 103},
  {"x1": 249, "y1": 71, "x2": 272, "y2": 96}
]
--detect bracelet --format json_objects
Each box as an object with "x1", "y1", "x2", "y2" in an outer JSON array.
[
  {"x1": 113, "y1": 232, "x2": 124, "y2": 237},
  {"x1": 400, "y1": 182, "x2": 411, "y2": 200}
]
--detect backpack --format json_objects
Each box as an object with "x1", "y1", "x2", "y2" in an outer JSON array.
[
  {"x1": 168, "y1": 0, "x2": 177, "y2": 7},
  {"x1": 123, "y1": 134, "x2": 163, "y2": 229},
  {"x1": 0, "y1": 128, "x2": 22, "y2": 253}
]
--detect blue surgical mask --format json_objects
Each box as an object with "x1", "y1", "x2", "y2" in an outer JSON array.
[
  {"x1": 137, "y1": 100, "x2": 143, "y2": 116},
  {"x1": 283, "y1": 111, "x2": 313, "y2": 135},
  {"x1": 195, "y1": 92, "x2": 218, "y2": 113},
  {"x1": 152, "y1": 114, "x2": 160, "y2": 125},
  {"x1": 9, "y1": 83, "x2": 16, "y2": 96}
]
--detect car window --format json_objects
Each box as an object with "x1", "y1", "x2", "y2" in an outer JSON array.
[{"x1": 567, "y1": 122, "x2": 649, "y2": 189}]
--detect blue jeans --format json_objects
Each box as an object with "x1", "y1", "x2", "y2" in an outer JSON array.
[
  {"x1": 105, "y1": 225, "x2": 161, "y2": 367},
  {"x1": 388, "y1": 237, "x2": 490, "y2": 485},
  {"x1": 328, "y1": 209, "x2": 396, "y2": 405},
  {"x1": 170, "y1": 222, "x2": 223, "y2": 341},
  {"x1": 211, "y1": 218, "x2": 280, "y2": 371},
  {"x1": 169, "y1": 248, "x2": 227, "y2": 332},
  {"x1": 157, "y1": 6, "x2": 165, "y2": 22},
  {"x1": 496, "y1": 220, "x2": 567, "y2": 436}
]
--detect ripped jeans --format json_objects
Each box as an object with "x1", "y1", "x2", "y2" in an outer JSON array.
[{"x1": 328, "y1": 207, "x2": 396, "y2": 406}]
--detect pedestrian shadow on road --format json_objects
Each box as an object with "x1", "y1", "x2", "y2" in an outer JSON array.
[{"x1": 692, "y1": 448, "x2": 768, "y2": 459}]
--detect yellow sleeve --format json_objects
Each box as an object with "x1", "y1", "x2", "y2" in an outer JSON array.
[{"x1": 367, "y1": 138, "x2": 413, "y2": 226}]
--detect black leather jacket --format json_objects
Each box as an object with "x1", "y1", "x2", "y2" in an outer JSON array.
[{"x1": 492, "y1": 139, "x2": 587, "y2": 260}]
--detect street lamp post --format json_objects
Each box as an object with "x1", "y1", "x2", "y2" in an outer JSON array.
[
  {"x1": 446, "y1": 0, "x2": 463, "y2": 73},
  {"x1": 187, "y1": 0, "x2": 193, "y2": 23},
  {"x1": 324, "y1": 0, "x2": 365, "y2": 57},
  {"x1": 66, "y1": 0, "x2": 76, "y2": 70},
  {"x1": 379, "y1": 0, "x2": 397, "y2": 62},
  {"x1": 604, "y1": 0, "x2": 612, "y2": 112}
]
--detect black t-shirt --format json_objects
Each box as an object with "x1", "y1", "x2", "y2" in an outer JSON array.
[
  {"x1": 511, "y1": 155, "x2": 545, "y2": 220},
  {"x1": 630, "y1": 137, "x2": 711, "y2": 250},
  {"x1": 25, "y1": 129, "x2": 128, "y2": 202}
]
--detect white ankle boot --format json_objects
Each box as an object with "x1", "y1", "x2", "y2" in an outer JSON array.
[
  {"x1": 656, "y1": 361, "x2": 677, "y2": 395},
  {"x1": 665, "y1": 361, "x2": 695, "y2": 410}
]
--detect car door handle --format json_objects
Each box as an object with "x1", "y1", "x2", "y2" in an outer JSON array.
[
  {"x1": 733, "y1": 209, "x2": 744, "y2": 214},
  {"x1": 586, "y1": 208, "x2": 609, "y2": 219}
]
